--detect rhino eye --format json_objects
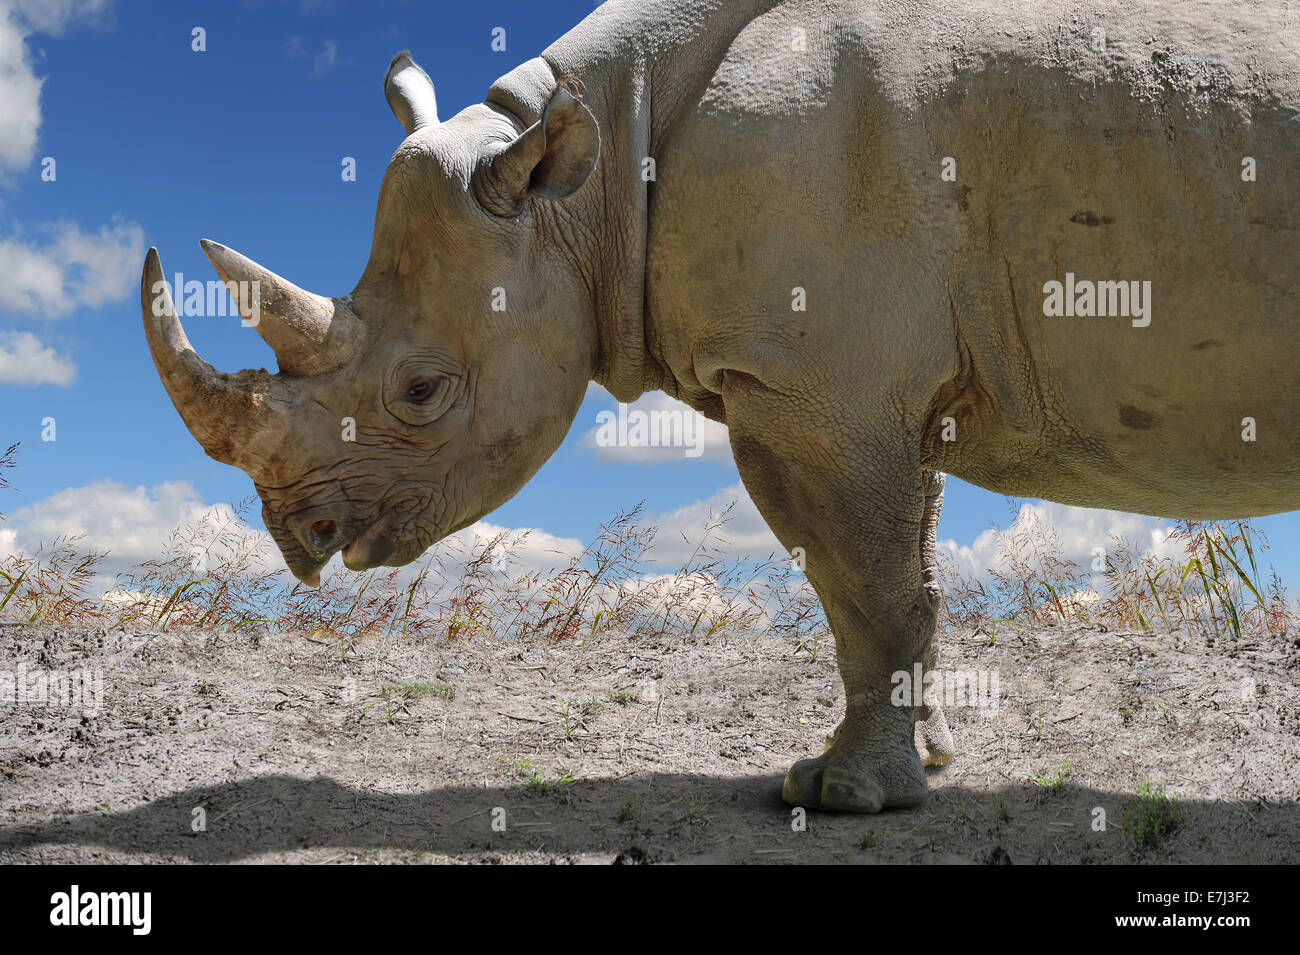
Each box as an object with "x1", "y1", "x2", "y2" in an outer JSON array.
[
  {"x1": 405, "y1": 379, "x2": 439, "y2": 403},
  {"x1": 385, "y1": 360, "x2": 457, "y2": 426}
]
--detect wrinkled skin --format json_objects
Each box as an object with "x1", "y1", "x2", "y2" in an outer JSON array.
[
  {"x1": 144, "y1": 0, "x2": 1300, "y2": 812},
  {"x1": 255, "y1": 111, "x2": 600, "y2": 579}
]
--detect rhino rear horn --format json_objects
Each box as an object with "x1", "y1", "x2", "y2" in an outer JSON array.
[
  {"x1": 384, "y1": 50, "x2": 438, "y2": 135},
  {"x1": 200, "y1": 239, "x2": 361, "y2": 376},
  {"x1": 140, "y1": 248, "x2": 293, "y2": 472},
  {"x1": 473, "y1": 81, "x2": 600, "y2": 217}
]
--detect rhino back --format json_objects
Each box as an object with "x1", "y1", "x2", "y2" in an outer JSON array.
[
  {"x1": 612, "y1": 0, "x2": 1300, "y2": 518},
  {"x1": 924, "y1": 1, "x2": 1300, "y2": 516}
]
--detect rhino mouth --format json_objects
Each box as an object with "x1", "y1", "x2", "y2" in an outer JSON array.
[
  {"x1": 283, "y1": 527, "x2": 395, "y2": 587},
  {"x1": 279, "y1": 518, "x2": 396, "y2": 586},
  {"x1": 340, "y1": 525, "x2": 397, "y2": 571}
]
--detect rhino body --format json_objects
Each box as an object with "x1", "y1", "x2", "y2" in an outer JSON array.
[{"x1": 143, "y1": 0, "x2": 1300, "y2": 811}]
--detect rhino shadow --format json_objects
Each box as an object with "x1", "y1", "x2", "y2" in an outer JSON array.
[{"x1": 1, "y1": 770, "x2": 1295, "y2": 863}]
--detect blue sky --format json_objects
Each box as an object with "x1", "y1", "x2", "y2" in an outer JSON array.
[{"x1": 2, "y1": 0, "x2": 1297, "y2": 594}]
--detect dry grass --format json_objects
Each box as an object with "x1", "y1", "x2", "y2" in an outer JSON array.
[
  {"x1": 1, "y1": 442, "x2": 1296, "y2": 647},
  {"x1": 1, "y1": 443, "x2": 107, "y2": 625},
  {"x1": 1, "y1": 479, "x2": 829, "y2": 648},
  {"x1": 938, "y1": 507, "x2": 1298, "y2": 645}
]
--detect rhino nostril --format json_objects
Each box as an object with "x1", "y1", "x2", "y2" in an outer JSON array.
[{"x1": 309, "y1": 519, "x2": 340, "y2": 551}]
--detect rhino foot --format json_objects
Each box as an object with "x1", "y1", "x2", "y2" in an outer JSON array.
[
  {"x1": 915, "y1": 704, "x2": 955, "y2": 767},
  {"x1": 782, "y1": 714, "x2": 929, "y2": 812}
]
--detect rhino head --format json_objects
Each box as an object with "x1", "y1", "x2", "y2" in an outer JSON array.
[{"x1": 141, "y1": 53, "x2": 602, "y2": 585}]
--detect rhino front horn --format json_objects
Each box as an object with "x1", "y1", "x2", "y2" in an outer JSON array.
[
  {"x1": 200, "y1": 239, "x2": 361, "y2": 376},
  {"x1": 140, "y1": 247, "x2": 293, "y2": 472}
]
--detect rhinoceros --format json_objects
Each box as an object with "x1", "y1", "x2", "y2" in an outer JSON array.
[{"x1": 141, "y1": 0, "x2": 1300, "y2": 812}]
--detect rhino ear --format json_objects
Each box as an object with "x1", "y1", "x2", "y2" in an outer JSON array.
[
  {"x1": 385, "y1": 50, "x2": 438, "y2": 135},
  {"x1": 473, "y1": 82, "x2": 600, "y2": 216}
]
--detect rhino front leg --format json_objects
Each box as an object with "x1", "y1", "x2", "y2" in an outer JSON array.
[
  {"x1": 914, "y1": 470, "x2": 955, "y2": 768},
  {"x1": 723, "y1": 378, "x2": 938, "y2": 812}
]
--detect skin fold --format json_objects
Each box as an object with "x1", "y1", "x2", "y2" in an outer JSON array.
[{"x1": 143, "y1": 1, "x2": 1300, "y2": 811}]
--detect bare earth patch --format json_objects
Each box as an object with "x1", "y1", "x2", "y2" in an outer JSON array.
[{"x1": 1, "y1": 622, "x2": 1296, "y2": 864}]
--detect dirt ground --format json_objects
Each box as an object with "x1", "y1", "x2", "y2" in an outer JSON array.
[{"x1": 1, "y1": 619, "x2": 1296, "y2": 864}]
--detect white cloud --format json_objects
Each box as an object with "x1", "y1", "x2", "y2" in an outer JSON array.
[
  {"x1": 0, "y1": 479, "x2": 589, "y2": 595},
  {"x1": 284, "y1": 34, "x2": 338, "y2": 76},
  {"x1": 580, "y1": 391, "x2": 733, "y2": 465},
  {"x1": 0, "y1": 9, "x2": 42, "y2": 171},
  {"x1": 0, "y1": 480, "x2": 240, "y2": 575},
  {"x1": 0, "y1": 0, "x2": 114, "y2": 174},
  {"x1": 7, "y1": 0, "x2": 112, "y2": 34},
  {"x1": 0, "y1": 218, "x2": 144, "y2": 385},
  {"x1": 632, "y1": 485, "x2": 1187, "y2": 598},
  {"x1": 0, "y1": 328, "x2": 74, "y2": 384},
  {"x1": 313, "y1": 40, "x2": 337, "y2": 76},
  {"x1": 0, "y1": 3, "x2": 138, "y2": 392},
  {"x1": 7, "y1": 478, "x2": 1187, "y2": 626},
  {"x1": 0, "y1": 480, "x2": 278, "y2": 598},
  {"x1": 936, "y1": 500, "x2": 1181, "y2": 585},
  {"x1": 645, "y1": 481, "x2": 782, "y2": 566},
  {"x1": 0, "y1": 218, "x2": 144, "y2": 316},
  {"x1": 358, "y1": 519, "x2": 586, "y2": 589},
  {"x1": 454, "y1": 520, "x2": 586, "y2": 571}
]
